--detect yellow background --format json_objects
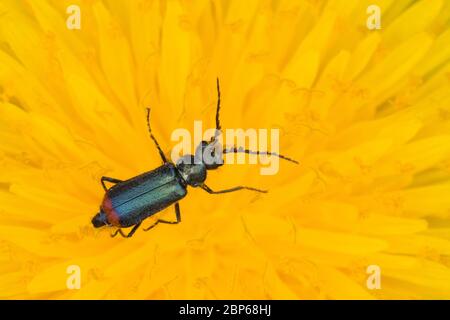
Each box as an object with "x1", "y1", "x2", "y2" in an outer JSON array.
[{"x1": 1, "y1": 0, "x2": 450, "y2": 299}]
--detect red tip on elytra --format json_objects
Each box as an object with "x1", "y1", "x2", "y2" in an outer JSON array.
[{"x1": 101, "y1": 195, "x2": 121, "y2": 226}]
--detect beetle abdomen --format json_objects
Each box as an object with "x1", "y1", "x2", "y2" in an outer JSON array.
[{"x1": 102, "y1": 163, "x2": 187, "y2": 227}]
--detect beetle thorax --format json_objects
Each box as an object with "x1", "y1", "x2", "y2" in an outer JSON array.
[{"x1": 176, "y1": 155, "x2": 207, "y2": 187}]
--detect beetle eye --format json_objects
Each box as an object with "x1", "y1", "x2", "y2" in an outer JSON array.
[{"x1": 203, "y1": 145, "x2": 223, "y2": 168}]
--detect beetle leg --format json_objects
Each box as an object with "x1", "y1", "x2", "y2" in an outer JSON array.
[
  {"x1": 159, "y1": 202, "x2": 182, "y2": 224},
  {"x1": 125, "y1": 222, "x2": 141, "y2": 238},
  {"x1": 111, "y1": 228, "x2": 127, "y2": 238},
  {"x1": 101, "y1": 176, "x2": 122, "y2": 191},
  {"x1": 200, "y1": 183, "x2": 267, "y2": 194},
  {"x1": 111, "y1": 222, "x2": 142, "y2": 238},
  {"x1": 143, "y1": 203, "x2": 181, "y2": 231}
]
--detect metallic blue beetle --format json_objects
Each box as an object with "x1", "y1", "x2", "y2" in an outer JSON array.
[{"x1": 91, "y1": 79, "x2": 298, "y2": 238}]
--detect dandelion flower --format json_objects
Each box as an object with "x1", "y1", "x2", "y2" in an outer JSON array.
[{"x1": 1, "y1": 0, "x2": 450, "y2": 299}]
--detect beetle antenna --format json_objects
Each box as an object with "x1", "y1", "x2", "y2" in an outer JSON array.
[
  {"x1": 146, "y1": 108, "x2": 168, "y2": 163},
  {"x1": 211, "y1": 78, "x2": 221, "y2": 142},
  {"x1": 223, "y1": 146, "x2": 299, "y2": 164}
]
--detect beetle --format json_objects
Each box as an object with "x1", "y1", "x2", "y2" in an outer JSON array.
[{"x1": 91, "y1": 79, "x2": 299, "y2": 238}]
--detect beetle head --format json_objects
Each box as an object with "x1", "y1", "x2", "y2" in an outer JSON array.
[
  {"x1": 195, "y1": 140, "x2": 223, "y2": 170},
  {"x1": 176, "y1": 155, "x2": 207, "y2": 187}
]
